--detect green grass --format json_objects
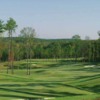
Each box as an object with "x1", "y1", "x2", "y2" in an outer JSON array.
[{"x1": 0, "y1": 59, "x2": 100, "y2": 100}]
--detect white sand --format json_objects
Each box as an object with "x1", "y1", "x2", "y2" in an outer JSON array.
[{"x1": 84, "y1": 65, "x2": 95, "y2": 68}]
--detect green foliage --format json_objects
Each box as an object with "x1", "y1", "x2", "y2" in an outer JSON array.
[
  {"x1": 72, "y1": 34, "x2": 81, "y2": 40},
  {"x1": 0, "y1": 37, "x2": 100, "y2": 62},
  {"x1": 0, "y1": 18, "x2": 100, "y2": 63},
  {"x1": 0, "y1": 19, "x2": 5, "y2": 36},
  {"x1": 6, "y1": 18, "x2": 17, "y2": 34}
]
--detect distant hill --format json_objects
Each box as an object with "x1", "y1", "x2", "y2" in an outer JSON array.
[
  {"x1": 2, "y1": 37, "x2": 73, "y2": 43},
  {"x1": 34, "y1": 38, "x2": 73, "y2": 42}
]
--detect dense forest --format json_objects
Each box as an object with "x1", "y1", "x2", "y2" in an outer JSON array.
[
  {"x1": 0, "y1": 37, "x2": 100, "y2": 62},
  {"x1": 0, "y1": 18, "x2": 100, "y2": 63}
]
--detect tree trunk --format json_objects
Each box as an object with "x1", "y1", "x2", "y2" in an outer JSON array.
[{"x1": 11, "y1": 33, "x2": 14, "y2": 74}]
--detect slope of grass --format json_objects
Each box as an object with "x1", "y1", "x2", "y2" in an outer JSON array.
[{"x1": 0, "y1": 59, "x2": 100, "y2": 100}]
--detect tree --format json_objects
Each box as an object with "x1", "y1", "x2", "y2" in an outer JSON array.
[
  {"x1": 85, "y1": 36, "x2": 90, "y2": 40},
  {"x1": 97, "y1": 31, "x2": 100, "y2": 61},
  {"x1": 97, "y1": 31, "x2": 100, "y2": 39},
  {"x1": 6, "y1": 18, "x2": 17, "y2": 74},
  {"x1": 0, "y1": 20, "x2": 5, "y2": 35},
  {"x1": 20, "y1": 27, "x2": 35, "y2": 75},
  {"x1": 72, "y1": 35, "x2": 81, "y2": 62},
  {"x1": 72, "y1": 34, "x2": 81, "y2": 40},
  {"x1": 0, "y1": 20, "x2": 5, "y2": 62}
]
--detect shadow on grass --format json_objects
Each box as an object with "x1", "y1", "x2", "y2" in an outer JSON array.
[
  {"x1": 43, "y1": 60, "x2": 90, "y2": 70},
  {"x1": 81, "y1": 85, "x2": 100, "y2": 93},
  {"x1": 75, "y1": 74, "x2": 100, "y2": 81},
  {"x1": 0, "y1": 84, "x2": 22, "y2": 87},
  {"x1": 0, "y1": 87, "x2": 83, "y2": 98},
  {"x1": 0, "y1": 94, "x2": 41, "y2": 100}
]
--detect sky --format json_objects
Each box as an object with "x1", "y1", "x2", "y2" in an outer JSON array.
[{"x1": 0, "y1": 0, "x2": 100, "y2": 39}]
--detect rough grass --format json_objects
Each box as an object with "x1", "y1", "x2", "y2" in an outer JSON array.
[{"x1": 0, "y1": 59, "x2": 100, "y2": 100}]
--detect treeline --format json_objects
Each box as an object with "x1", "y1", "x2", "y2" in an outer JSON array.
[
  {"x1": 0, "y1": 18, "x2": 100, "y2": 64},
  {"x1": 0, "y1": 37, "x2": 100, "y2": 62}
]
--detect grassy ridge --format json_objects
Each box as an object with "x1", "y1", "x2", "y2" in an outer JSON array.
[{"x1": 0, "y1": 59, "x2": 100, "y2": 100}]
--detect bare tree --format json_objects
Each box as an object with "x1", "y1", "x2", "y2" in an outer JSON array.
[{"x1": 20, "y1": 27, "x2": 35, "y2": 75}]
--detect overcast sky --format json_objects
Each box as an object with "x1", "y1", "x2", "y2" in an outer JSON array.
[{"x1": 1, "y1": 0, "x2": 100, "y2": 39}]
